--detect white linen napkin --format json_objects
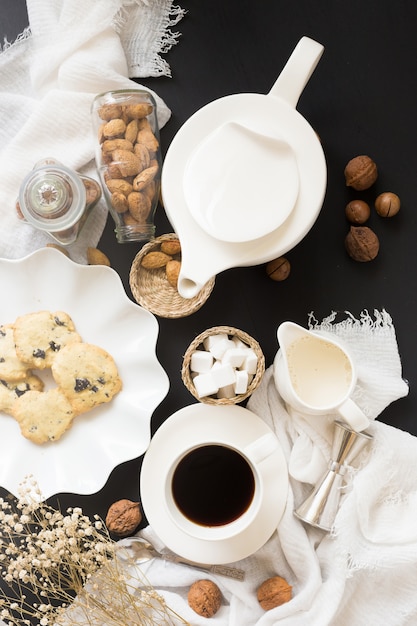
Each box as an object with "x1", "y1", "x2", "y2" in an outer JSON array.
[
  {"x1": 124, "y1": 310, "x2": 415, "y2": 625},
  {"x1": 0, "y1": 0, "x2": 184, "y2": 263}
]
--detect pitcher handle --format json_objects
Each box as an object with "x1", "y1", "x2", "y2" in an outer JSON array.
[
  {"x1": 268, "y1": 36, "x2": 324, "y2": 108},
  {"x1": 337, "y1": 398, "x2": 370, "y2": 433}
]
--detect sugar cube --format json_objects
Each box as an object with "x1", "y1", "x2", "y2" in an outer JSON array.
[
  {"x1": 222, "y1": 347, "x2": 247, "y2": 368},
  {"x1": 211, "y1": 362, "x2": 236, "y2": 388},
  {"x1": 209, "y1": 337, "x2": 236, "y2": 360},
  {"x1": 203, "y1": 333, "x2": 229, "y2": 351},
  {"x1": 234, "y1": 369, "x2": 249, "y2": 394},
  {"x1": 190, "y1": 350, "x2": 213, "y2": 373},
  {"x1": 241, "y1": 349, "x2": 258, "y2": 375},
  {"x1": 193, "y1": 372, "x2": 219, "y2": 398}
]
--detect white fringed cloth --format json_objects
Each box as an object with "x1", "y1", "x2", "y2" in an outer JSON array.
[
  {"x1": 0, "y1": 0, "x2": 185, "y2": 263},
  {"x1": 128, "y1": 310, "x2": 416, "y2": 626}
]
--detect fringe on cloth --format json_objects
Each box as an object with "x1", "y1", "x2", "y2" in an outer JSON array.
[{"x1": 1, "y1": 1, "x2": 186, "y2": 78}]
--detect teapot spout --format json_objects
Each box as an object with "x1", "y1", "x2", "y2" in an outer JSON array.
[{"x1": 177, "y1": 275, "x2": 205, "y2": 300}]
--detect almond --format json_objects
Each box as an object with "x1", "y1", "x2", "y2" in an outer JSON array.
[
  {"x1": 98, "y1": 104, "x2": 123, "y2": 121},
  {"x1": 106, "y1": 179, "x2": 133, "y2": 196},
  {"x1": 102, "y1": 139, "x2": 133, "y2": 155},
  {"x1": 133, "y1": 143, "x2": 151, "y2": 171},
  {"x1": 111, "y1": 192, "x2": 129, "y2": 213},
  {"x1": 165, "y1": 259, "x2": 181, "y2": 289},
  {"x1": 125, "y1": 119, "x2": 139, "y2": 144},
  {"x1": 137, "y1": 128, "x2": 159, "y2": 153},
  {"x1": 103, "y1": 118, "x2": 126, "y2": 138},
  {"x1": 141, "y1": 251, "x2": 172, "y2": 269},
  {"x1": 87, "y1": 247, "x2": 111, "y2": 267},
  {"x1": 124, "y1": 103, "x2": 153, "y2": 119},
  {"x1": 127, "y1": 191, "x2": 151, "y2": 222},
  {"x1": 160, "y1": 239, "x2": 181, "y2": 255},
  {"x1": 112, "y1": 149, "x2": 141, "y2": 177},
  {"x1": 132, "y1": 164, "x2": 159, "y2": 192}
]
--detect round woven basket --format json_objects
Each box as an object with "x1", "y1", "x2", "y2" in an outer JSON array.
[
  {"x1": 129, "y1": 233, "x2": 215, "y2": 318},
  {"x1": 182, "y1": 326, "x2": 265, "y2": 405}
]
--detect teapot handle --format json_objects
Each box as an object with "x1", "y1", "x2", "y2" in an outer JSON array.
[{"x1": 268, "y1": 36, "x2": 324, "y2": 108}]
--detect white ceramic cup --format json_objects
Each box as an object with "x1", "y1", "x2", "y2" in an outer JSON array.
[
  {"x1": 165, "y1": 432, "x2": 279, "y2": 542},
  {"x1": 140, "y1": 404, "x2": 288, "y2": 564},
  {"x1": 273, "y1": 321, "x2": 370, "y2": 432}
]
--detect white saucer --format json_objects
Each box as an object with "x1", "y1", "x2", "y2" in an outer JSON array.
[
  {"x1": 140, "y1": 404, "x2": 288, "y2": 565},
  {"x1": 183, "y1": 121, "x2": 299, "y2": 243}
]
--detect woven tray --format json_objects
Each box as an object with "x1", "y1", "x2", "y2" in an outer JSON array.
[
  {"x1": 182, "y1": 325, "x2": 265, "y2": 405},
  {"x1": 129, "y1": 233, "x2": 215, "y2": 318}
]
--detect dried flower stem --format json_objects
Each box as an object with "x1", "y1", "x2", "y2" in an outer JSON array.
[{"x1": 0, "y1": 478, "x2": 189, "y2": 626}]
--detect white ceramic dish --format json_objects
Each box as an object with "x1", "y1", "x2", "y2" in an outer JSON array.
[
  {"x1": 140, "y1": 404, "x2": 288, "y2": 564},
  {"x1": 0, "y1": 248, "x2": 169, "y2": 500}
]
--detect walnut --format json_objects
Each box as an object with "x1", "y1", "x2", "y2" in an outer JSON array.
[
  {"x1": 345, "y1": 225, "x2": 379, "y2": 262},
  {"x1": 257, "y1": 575, "x2": 292, "y2": 611},
  {"x1": 105, "y1": 499, "x2": 142, "y2": 537},
  {"x1": 266, "y1": 256, "x2": 291, "y2": 281},
  {"x1": 374, "y1": 192, "x2": 401, "y2": 217},
  {"x1": 188, "y1": 579, "x2": 222, "y2": 618},
  {"x1": 344, "y1": 155, "x2": 378, "y2": 190}
]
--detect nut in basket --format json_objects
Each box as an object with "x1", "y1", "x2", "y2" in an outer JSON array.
[
  {"x1": 182, "y1": 326, "x2": 265, "y2": 405},
  {"x1": 129, "y1": 233, "x2": 215, "y2": 318}
]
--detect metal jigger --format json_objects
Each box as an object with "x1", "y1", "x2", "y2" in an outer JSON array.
[{"x1": 294, "y1": 420, "x2": 373, "y2": 532}]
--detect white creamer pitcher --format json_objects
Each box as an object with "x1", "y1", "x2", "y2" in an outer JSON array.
[
  {"x1": 273, "y1": 321, "x2": 370, "y2": 432},
  {"x1": 161, "y1": 36, "x2": 327, "y2": 298}
]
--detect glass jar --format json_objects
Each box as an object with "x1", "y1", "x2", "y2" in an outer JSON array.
[
  {"x1": 91, "y1": 89, "x2": 161, "y2": 243},
  {"x1": 17, "y1": 158, "x2": 101, "y2": 246}
]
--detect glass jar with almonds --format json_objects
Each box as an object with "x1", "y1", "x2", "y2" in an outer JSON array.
[{"x1": 91, "y1": 89, "x2": 161, "y2": 243}]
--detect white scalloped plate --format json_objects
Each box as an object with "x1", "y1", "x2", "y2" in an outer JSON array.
[{"x1": 0, "y1": 248, "x2": 169, "y2": 500}]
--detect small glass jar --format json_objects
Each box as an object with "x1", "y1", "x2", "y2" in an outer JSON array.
[
  {"x1": 17, "y1": 158, "x2": 101, "y2": 246},
  {"x1": 91, "y1": 89, "x2": 161, "y2": 243}
]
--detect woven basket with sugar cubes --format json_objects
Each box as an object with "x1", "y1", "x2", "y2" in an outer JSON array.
[{"x1": 182, "y1": 326, "x2": 265, "y2": 405}]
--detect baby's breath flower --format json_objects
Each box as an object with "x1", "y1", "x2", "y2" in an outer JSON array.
[{"x1": 0, "y1": 477, "x2": 190, "y2": 626}]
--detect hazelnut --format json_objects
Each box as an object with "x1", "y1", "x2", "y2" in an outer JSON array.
[
  {"x1": 345, "y1": 226, "x2": 379, "y2": 262},
  {"x1": 345, "y1": 199, "x2": 370, "y2": 225},
  {"x1": 105, "y1": 499, "x2": 142, "y2": 537},
  {"x1": 266, "y1": 256, "x2": 291, "y2": 281},
  {"x1": 374, "y1": 192, "x2": 401, "y2": 217},
  {"x1": 344, "y1": 155, "x2": 378, "y2": 190},
  {"x1": 188, "y1": 579, "x2": 222, "y2": 618},
  {"x1": 257, "y1": 575, "x2": 292, "y2": 611}
]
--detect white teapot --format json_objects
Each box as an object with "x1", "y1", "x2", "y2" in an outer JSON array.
[{"x1": 161, "y1": 36, "x2": 327, "y2": 298}]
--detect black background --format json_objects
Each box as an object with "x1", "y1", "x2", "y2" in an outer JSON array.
[{"x1": 1, "y1": 0, "x2": 416, "y2": 527}]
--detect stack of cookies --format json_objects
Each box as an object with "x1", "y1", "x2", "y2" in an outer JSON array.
[{"x1": 0, "y1": 310, "x2": 122, "y2": 444}]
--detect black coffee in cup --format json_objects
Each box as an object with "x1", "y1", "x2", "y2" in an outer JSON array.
[{"x1": 171, "y1": 445, "x2": 255, "y2": 526}]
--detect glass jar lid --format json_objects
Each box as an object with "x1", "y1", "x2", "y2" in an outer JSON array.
[{"x1": 19, "y1": 163, "x2": 86, "y2": 232}]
